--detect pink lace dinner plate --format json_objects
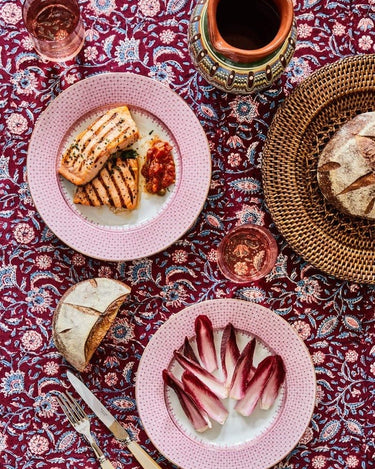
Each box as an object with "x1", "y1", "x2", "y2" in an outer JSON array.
[
  {"x1": 27, "y1": 73, "x2": 211, "y2": 261},
  {"x1": 136, "y1": 299, "x2": 316, "y2": 469}
]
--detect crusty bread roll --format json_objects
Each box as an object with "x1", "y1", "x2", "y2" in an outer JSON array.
[
  {"x1": 52, "y1": 278, "x2": 131, "y2": 371},
  {"x1": 317, "y1": 112, "x2": 375, "y2": 219}
]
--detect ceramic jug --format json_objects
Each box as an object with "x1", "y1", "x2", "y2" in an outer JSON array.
[{"x1": 188, "y1": 0, "x2": 296, "y2": 94}]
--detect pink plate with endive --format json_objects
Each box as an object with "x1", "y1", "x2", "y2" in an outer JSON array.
[
  {"x1": 27, "y1": 73, "x2": 211, "y2": 261},
  {"x1": 136, "y1": 299, "x2": 316, "y2": 469}
]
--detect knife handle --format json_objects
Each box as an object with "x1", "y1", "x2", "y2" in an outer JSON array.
[
  {"x1": 99, "y1": 460, "x2": 115, "y2": 469},
  {"x1": 127, "y1": 441, "x2": 162, "y2": 469}
]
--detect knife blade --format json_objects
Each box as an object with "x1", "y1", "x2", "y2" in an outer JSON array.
[{"x1": 67, "y1": 370, "x2": 162, "y2": 469}]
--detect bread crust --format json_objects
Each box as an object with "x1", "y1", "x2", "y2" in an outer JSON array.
[
  {"x1": 317, "y1": 112, "x2": 375, "y2": 219},
  {"x1": 52, "y1": 278, "x2": 131, "y2": 371}
]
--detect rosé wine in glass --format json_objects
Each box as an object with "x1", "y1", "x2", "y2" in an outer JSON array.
[
  {"x1": 23, "y1": 0, "x2": 85, "y2": 62},
  {"x1": 217, "y1": 224, "x2": 278, "y2": 283}
]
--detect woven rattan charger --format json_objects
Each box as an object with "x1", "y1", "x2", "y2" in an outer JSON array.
[{"x1": 262, "y1": 54, "x2": 375, "y2": 284}]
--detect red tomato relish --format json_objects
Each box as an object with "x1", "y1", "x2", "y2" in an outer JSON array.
[{"x1": 141, "y1": 138, "x2": 176, "y2": 194}]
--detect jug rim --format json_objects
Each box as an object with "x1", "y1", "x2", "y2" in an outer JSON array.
[{"x1": 207, "y1": 0, "x2": 294, "y2": 63}]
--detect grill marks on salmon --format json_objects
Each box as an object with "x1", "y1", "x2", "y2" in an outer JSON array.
[
  {"x1": 59, "y1": 106, "x2": 139, "y2": 186},
  {"x1": 73, "y1": 157, "x2": 139, "y2": 210}
]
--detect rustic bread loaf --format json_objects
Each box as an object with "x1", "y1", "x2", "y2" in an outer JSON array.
[
  {"x1": 52, "y1": 278, "x2": 131, "y2": 371},
  {"x1": 317, "y1": 112, "x2": 375, "y2": 219}
]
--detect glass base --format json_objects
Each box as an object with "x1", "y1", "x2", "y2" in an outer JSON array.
[{"x1": 34, "y1": 36, "x2": 85, "y2": 62}]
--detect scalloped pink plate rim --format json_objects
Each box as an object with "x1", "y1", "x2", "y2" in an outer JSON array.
[
  {"x1": 26, "y1": 73, "x2": 211, "y2": 261},
  {"x1": 136, "y1": 299, "x2": 316, "y2": 469}
]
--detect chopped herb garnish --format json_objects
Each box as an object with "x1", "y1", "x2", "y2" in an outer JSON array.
[
  {"x1": 149, "y1": 130, "x2": 154, "y2": 135},
  {"x1": 119, "y1": 149, "x2": 138, "y2": 159}
]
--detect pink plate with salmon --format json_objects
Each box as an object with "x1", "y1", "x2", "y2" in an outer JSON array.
[
  {"x1": 136, "y1": 299, "x2": 316, "y2": 469},
  {"x1": 27, "y1": 73, "x2": 211, "y2": 261}
]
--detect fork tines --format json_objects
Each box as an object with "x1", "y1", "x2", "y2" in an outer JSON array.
[{"x1": 55, "y1": 391, "x2": 87, "y2": 425}]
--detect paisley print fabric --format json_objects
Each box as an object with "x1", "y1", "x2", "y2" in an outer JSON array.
[{"x1": 0, "y1": 0, "x2": 374, "y2": 468}]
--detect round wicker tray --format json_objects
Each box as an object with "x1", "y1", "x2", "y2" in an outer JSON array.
[{"x1": 262, "y1": 54, "x2": 375, "y2": 284}]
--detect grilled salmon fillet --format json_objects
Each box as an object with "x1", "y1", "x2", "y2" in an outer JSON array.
[
  {"x1": 73, "y1": 156, "x2": 139, "y2": 210},
  {"x1": 59, "y1": 106, "x2": 139, "y2": 186}
]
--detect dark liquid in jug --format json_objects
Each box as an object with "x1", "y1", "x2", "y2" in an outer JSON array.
[{"x1": 216, "y1": 0, "x2": 281, "y2": 50}]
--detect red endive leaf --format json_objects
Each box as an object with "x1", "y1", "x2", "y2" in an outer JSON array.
[
  {"x1": 163, "y1": 369, "x2": 211, "y2": 432},
  {"x1": 259, "y1": 355, "x2": 285, "y2": 410},
  {"x1": 174, "y1": 351, "x2": 228, "y2": 399},
  {"x1": 195, "y1": 315, "x2": 218, "y2": 372},
  {"x1": 182, "y1": 337, "x2": 199, "y2": 363},
  {"x1": 182, "y1": 371, "x2": 229, "y2": 425},
  {"x1": 220, "y1": 323, "x2": 240, "y2": 388},
  {"x1": 234, "y1": 355, "x2": 274, "y2": 416},
  {"x1": 229, "y1": 337, "x2": 256, "y2": 400}
]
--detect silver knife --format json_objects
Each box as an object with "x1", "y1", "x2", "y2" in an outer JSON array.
[{"x1": 67, "y1": 370, "x2": 162, "y2": 469}]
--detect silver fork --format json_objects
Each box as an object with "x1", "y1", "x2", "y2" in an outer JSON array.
[{"x1": 55, "y1": 391, "x2": 115, "y2": 469}]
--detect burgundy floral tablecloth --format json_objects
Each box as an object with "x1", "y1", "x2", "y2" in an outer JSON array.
[{"x1": 0, "y1": 0, "x2": 374, "y2": 468}]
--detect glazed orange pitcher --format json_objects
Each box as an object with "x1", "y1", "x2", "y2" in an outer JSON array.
[{"x1": 188, "y1": 0, "x2": 296, "y2": 94}]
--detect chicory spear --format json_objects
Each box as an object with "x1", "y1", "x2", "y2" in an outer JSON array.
[
  {"x1": 162, "y1": 369, "x2": 212, "y2": 433},
  {"x1": 234, "y1": 355, "x2": 275, "y2": 416},
  {"x1": 195, "y1": 315, "x2": 218, "y2": 373},
  {"x1": 220, "y1": 323, "x2": 240, "y2": 388},
  {"x1": 229, "y1": 337, "x2": 256, "y2": 400},
  {"x1": 259, "y1": 355, "x2": 285, "y2": 410},
  {"x1": 182, "y1": 370, "x2": 229, "y2": 425},
  {"x1": 174, "y1": 350, "x2": 228, "y2": 399},
  {"x1": 182, "y1": 337, "x2": 199, "y2": 363}
]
